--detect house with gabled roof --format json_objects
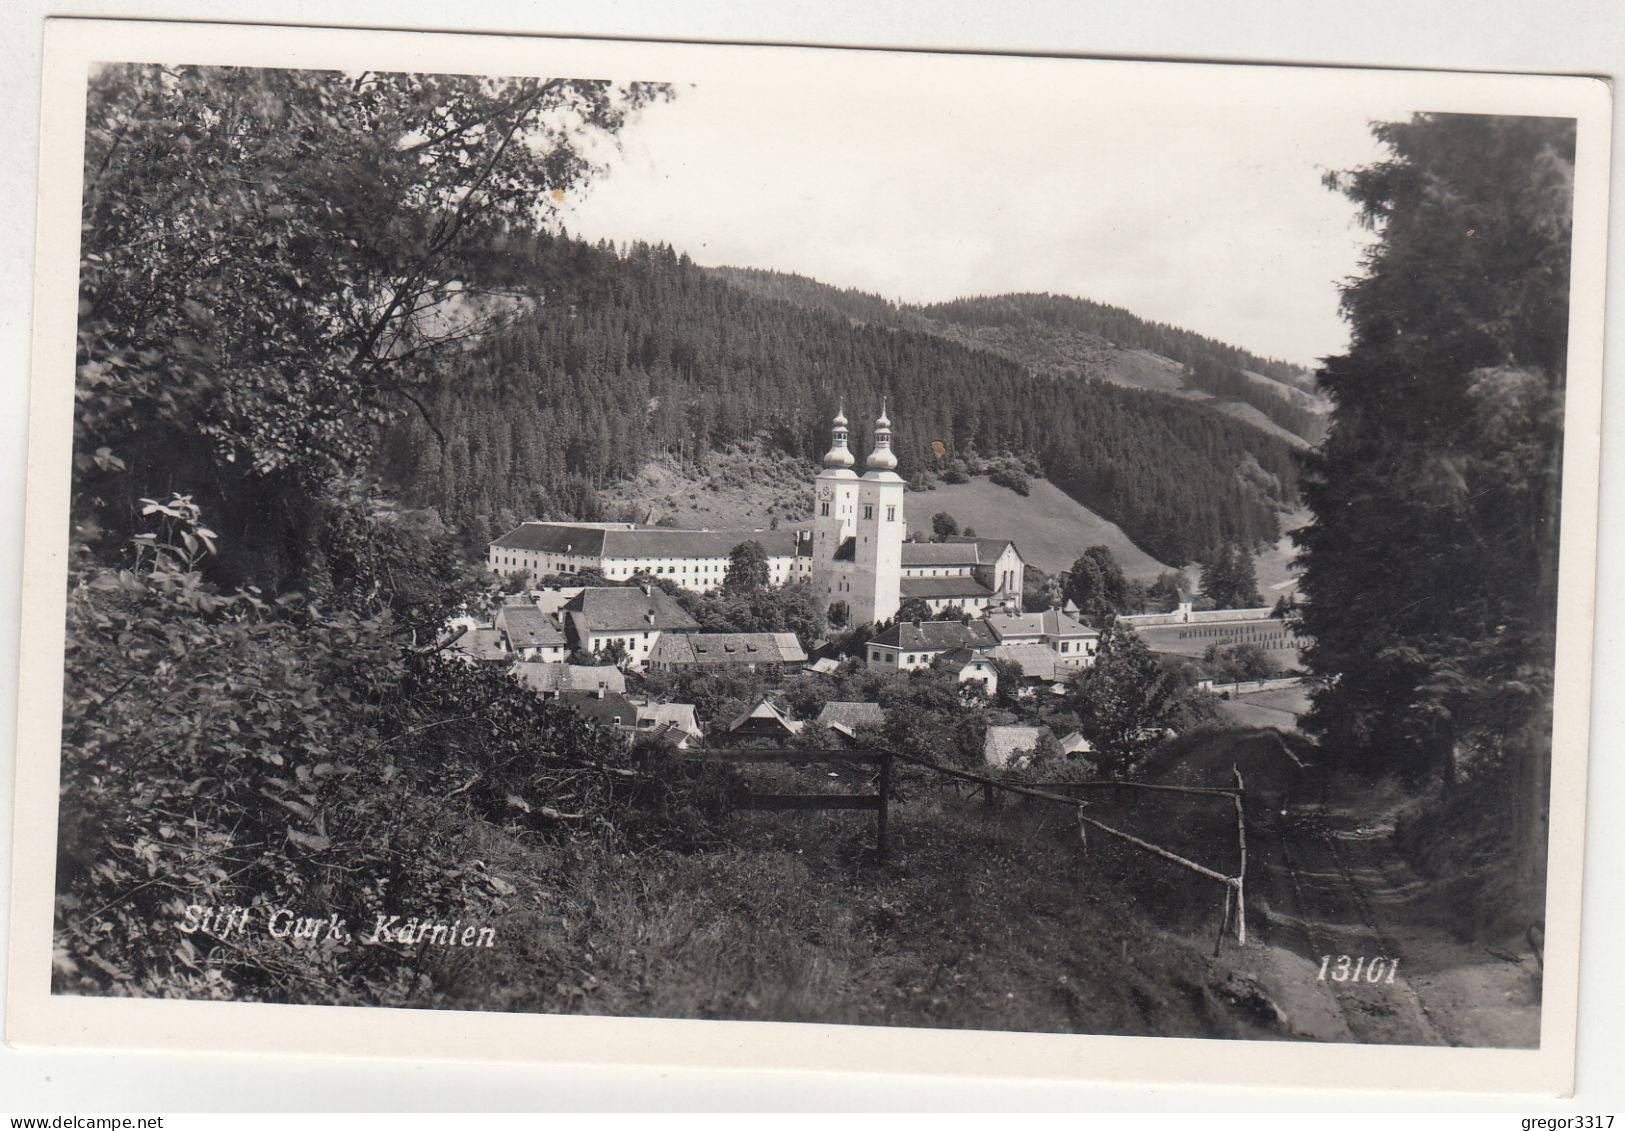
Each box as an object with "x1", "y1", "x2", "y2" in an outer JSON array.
[
  {"x1": 446, "y1": 625, "x2": 508, "y2": 666},
  {"x1": 558, "y1": 688, "x2": 641, "y2": 730},
  {"x1": 559, "y1": 584, "x2": 700, "y2": 669},
  {"x1": 935, "y1": 647, "x2": 999, "y2": 698},
  {"x1": 647, "y1": 631, "x2": 808, "y2": 671},
  {"x1": 814, "y1": 700, "x2": 886, "y2": 741},
  {"x1": 635, "y1": 702, "x2": 703, "y2": 743},
  {"x1": 718, "y1": 697, "x2": 803, "y2": 747},
  {"x1": 986, "y1": 607, "x2": 1099, "y2": 667},
  {"x1": 508, "y1": 661, "x2": 626, "y2": 699},
  {"x1": 494, "y1": 602, "x2": 568, "y2": 662},
  {"x1": 865, "y1": 619, "x2": 997, "y2": 672}
]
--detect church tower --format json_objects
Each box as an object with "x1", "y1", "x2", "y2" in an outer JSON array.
[
  {"x1": 852, "y1": 400, "x2": 905, "y2": 625},
  {"x1": 811, "y1": 405, "x2": 862, "y2": 622}
]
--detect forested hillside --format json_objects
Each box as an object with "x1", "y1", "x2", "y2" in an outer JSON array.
[
  {"x1": 382, "y1": 234, "x2": 1302, "y2": 566},
  {"x1": 712, "y1": 269, "x2": 1327, "y2": 445}
]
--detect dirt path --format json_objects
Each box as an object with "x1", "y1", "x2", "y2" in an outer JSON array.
[{"x1": 1245, "y1": 787, "x2": 1541, "y2": 1047}]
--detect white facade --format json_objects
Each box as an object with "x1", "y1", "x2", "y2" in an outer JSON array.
[
  {"x1": 811, "y1": 404, "x2": 905, "y2": 626},
  {"x1": 488, "y1": 522, "x2": 802, "y2": 592}
]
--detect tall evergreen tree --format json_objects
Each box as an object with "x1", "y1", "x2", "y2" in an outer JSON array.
[
  {"x1": 1065, "y1": 545, "x2": 1137, "y2": 626},
  {"x1": 1294, "y1": 114, "x2": 1574, "y2": 801}
]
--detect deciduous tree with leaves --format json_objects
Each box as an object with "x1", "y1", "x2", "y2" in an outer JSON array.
[{"x1": 76, "y1": 64, "x2": 668, "y2": 589}]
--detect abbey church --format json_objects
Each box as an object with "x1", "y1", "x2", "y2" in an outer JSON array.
[{"x1": 488, "y1": 404, "x2": 1026, "y2": 624}]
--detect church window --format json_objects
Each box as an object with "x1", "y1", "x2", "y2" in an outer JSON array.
[
  {"x1": 864, "y1": 505, "x2": 874, "y2": 520},
  {"x1": 886, "y1": 506, "x2": 896, "y2": 522},
  {"x1": 821, "y1": 502, "x2": 830, "y2": 516}
]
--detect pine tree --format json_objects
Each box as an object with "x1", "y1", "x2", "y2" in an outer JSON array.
[{"x1": 1295, "y1": 114, "x2": 1573, "y2": 793}]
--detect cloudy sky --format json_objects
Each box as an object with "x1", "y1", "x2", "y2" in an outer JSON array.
[{"x1": 558, "y1": 65, "x2": 1418, "y2": 368}]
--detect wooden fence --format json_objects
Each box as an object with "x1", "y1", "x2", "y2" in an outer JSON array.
[
  {"x1": 681, "y1": 747, "x2": 1249, "y2": 947},
  {"x1": 684, "y1": 748, "x2": 895, "y2": 858}
]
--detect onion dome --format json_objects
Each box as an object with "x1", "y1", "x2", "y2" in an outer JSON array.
[
  {"x1": 866, "y1": 397, "x2": 898, "y2": 471},
  {"x1": 822, "y1": 403, "x2": 856, "y2": 469}
]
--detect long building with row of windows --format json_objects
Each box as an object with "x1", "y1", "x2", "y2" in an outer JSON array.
[{"x1": 487, "y1": 405, "x2": 1028, "y2": 621}]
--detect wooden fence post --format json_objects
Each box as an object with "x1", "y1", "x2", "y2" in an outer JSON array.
[
  {"x1": 1215, "y1": 885, "x2": 1232, "y2": 957},
  {"x1": 877, "y1": 751, "x2": 892, "y2": 861},
  {"x1": 1232, "y1": 765, "x2": 1248, "y2": 945}
]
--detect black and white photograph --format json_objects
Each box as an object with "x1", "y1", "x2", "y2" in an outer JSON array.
[{"x1": 5, "y1": 18, "x2": 1610, "y2": 1095}]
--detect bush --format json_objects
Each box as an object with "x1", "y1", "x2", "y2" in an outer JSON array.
[{"x1": 989, "y1": 464, "x2": 1031, "y2": 496}]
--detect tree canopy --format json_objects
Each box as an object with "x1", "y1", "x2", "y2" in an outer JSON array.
[
  {"x1": 1064, "y1": 545, "x2": 1140, "y2": 626},
  {"x1": 76, "y1": 64, "x2": 666, "y2": 589},
  {"x1": 1199, "y1": 544, "x2": 1263, "y2": 610},
  {"x1": 1294, "y1": 113, "x2": 1574, "y2": 780},
  {"x1": 722, "y1": 540, "x2": 772, "y2": 595}
]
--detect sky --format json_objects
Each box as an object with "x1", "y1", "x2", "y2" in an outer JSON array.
[{"x1": 555, "y1": 67, "x2": 1413, "y2": 369}]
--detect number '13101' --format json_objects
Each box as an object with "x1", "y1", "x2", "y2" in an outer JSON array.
[{"x1": 1317, "y1": 955, "x2": 1399, "y2": 983}]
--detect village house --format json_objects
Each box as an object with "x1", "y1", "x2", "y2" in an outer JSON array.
[
  {"x1": 447, "y1": 625, "x2": 508, "y2": 666},
  {"x1": 718, "y1": 697, "x2": 803, "y2": 747},
  {"x1": 635, "y1": 702, "x2": 704, "y2": 745},
  {"x1": 507, "y1": 661, "x2": 626, "y2": 699},
  {"x1": 493, "y1": 599, "x2": 569, "y2": 662},
  {"x1": 558, "y1": 688, "x2": 641, "y2": 731},
  {"x1": 646, "y1": 631, "x2": 809, "y2": 672},
  {"x1": 814, "y1": 700, "x2": 886, "y2": 741},
  {"x1": 865, "y1": 619, "x2": 998, "y2": 672},
  {"x1": 935, "y1": 647, "x2": 999, "y2": 698},
  {"x1": 985, "y1": 643, "x2": 1077, "y2": 696},
  {"x1": 986, "y1": 607, "x2": 1099, "y2": 665},
  {"x1": 559, "y1": 585, "x2": 700, "y2": 669}
]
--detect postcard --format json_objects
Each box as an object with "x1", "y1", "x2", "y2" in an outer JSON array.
[{"x1": 6, "y1": 17, "x2": 1610, "y2": 1097}]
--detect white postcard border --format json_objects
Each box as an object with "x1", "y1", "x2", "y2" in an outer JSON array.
[{"x1": 6, "y1": 17, "x2": 1611, "y2": 1098}]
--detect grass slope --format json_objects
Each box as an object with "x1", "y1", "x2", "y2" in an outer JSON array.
[
  {"x1": 598, "y1": 451, "x2": 1173, "y2": 583},
  {"x1": 421, "y1": 780, "x2": 1294, "y2": 1040},
  {"x1": 918, "y1": 476, "x2": 1171, "y2": 579}
]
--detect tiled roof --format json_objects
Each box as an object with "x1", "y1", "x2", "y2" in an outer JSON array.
[
  {"x1": 900, "y1": 576, "x2": 994, "y2": 600},
  {"x1": 936, "y1": 647, "x2": 993, "y2": 673},
  {"x1": 900, "y1": 541, "x2": 979, "y2": 567},
  {"x1": 901, "y1": 537, "x2": 1020, "y2": 568},
  {"x1": 648, "y1": 632, "x2": 808, "y2": 666},
  {"x1": 527, "y1": 587, "x2": 585, "y2": 617},
  {"x1": 558, "y1": 689, "x2": 640, "y2": 725},
  {"x1": 983, "y1": 725, "x2": 1047, "y2": 768},
  {"x1": 450, "y1": 626, "x2": 508, "y2": 662},
  {"x1": 562, "y1": 587, "x2": 700, "y2": 633},
  {"x1": 870, "y1": 620, "x2": 997, "y2": 652},
  {"x1": 724, "y1": 697, "x2": 803, "y2": 735},
  {"x1": 491, "y1": 523, "x2": 800, "y2": 561},
  {"x1": 987, "y1": 609, "x2": 1097, "y2": 641},
  {"x1": 497, "y1": 605, "x2": 567, "y2": 648},
  {"x1": 508, "y1": 662, "x2": 625, "y2": 695},
  {"x1": 987, "y1": 643, "x2": 1065, "y2": 681},
  {"x1": 601, "y1": 527, "x2": 800, "y2": 560},
  {"x1": 943, "y1": 535, "x2": 1018, "y2": 560},
  {"x1": 636, "y1": 702, "x2": 703, "y2": 737},
  {"x1": 491, "y1": 523, "x2": 607, "y2": 555},
  {"x1": 814, "y1": 701, "x2": 885, "y2": 737}
]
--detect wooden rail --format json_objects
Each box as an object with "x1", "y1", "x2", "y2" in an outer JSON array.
[
  {"x1": 679, "y1": 745, "x2": 1250, "y2": 945},
  {"x1": 682, "y1": 748, "x2": 894, "y2": 858},
  {"x1": 893, "y1": 751, "x2": 1250, "y2": 947}
]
